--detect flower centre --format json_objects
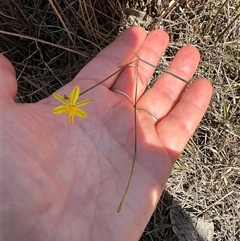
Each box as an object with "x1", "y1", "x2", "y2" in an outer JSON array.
[{"x1": 67, "y1": 106, "x2": 76, "y2": 116}]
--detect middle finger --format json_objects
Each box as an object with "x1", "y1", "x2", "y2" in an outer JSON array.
[{"x1": 137, "y1": 45, "x2": 200, "y2": 122}]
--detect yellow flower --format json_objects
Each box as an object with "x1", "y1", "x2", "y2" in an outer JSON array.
[{"x1": 52, "y1": 85, "x2": 92, "y2": 124}]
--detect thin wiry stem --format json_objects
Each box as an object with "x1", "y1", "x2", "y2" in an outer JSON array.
[
  {"x1": 137, "y1": 53, "x2": 191, "y2": 84},
  {"x1": 117, "y1": 58, "x2": 139, "y2": 212},
  {"x1": 79, "y1": 60, "x2": 136, "y2": 96}
]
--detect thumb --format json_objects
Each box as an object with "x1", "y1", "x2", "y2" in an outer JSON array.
[{"x1": 0, "y1": 54, "x2": 17, "y2": 101}]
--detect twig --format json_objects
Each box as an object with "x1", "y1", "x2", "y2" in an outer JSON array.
[{"x1": 0, "y1": 30, "x2": 88, "y2": 57}]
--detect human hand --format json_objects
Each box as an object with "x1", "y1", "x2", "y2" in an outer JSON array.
[{"x1": 2, "y1": 26, "x2": 212, "y2": 241}]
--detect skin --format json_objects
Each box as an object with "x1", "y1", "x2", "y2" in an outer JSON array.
[{"x1": 1, "y1": 26, "x2": 212, "y2": 241}]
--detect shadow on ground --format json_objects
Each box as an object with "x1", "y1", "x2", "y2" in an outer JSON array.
[{"x1": 140, "y1": 190, "x2": 214, "y2": 241}]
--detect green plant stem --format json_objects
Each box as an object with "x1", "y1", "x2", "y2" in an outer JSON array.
[
  {"x1": 137, "y1": 54, "x2": 190, "y2": 84},
  {"x1": 117, "y1": 59, "x2": 139, "y2": 212},
  {"x1": 79, "y1": 60, "x2": 136, "y2": 96}
]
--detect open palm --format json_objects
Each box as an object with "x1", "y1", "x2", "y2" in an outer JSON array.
[{"x1": 2, "y1": 27, "x2": 212, "y2": 241}]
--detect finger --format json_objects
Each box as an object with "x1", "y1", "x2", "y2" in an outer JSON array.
[
  {"x1": 138, "y1": 46, "x2": 200, "y2": 121},
  {"x1": 156, "y1": 79, "x2": 212, "y2": 162},
  {"x1": 0, "y1": 54, "x2": 17, "y2": 101},
  {"x1": 77, "y1": 26, "x2": 146, "y2": 87},
  {"x1": 42, "y1": 26, "x2": 148, "y2": 101},
  {"x1": 111, "y1": 29, "x2": 169, "y2": 101}
]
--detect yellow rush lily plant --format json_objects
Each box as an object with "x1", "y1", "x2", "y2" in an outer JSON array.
[{"x1": 51, "y1": 55, "x2": 190, "y2": 211}]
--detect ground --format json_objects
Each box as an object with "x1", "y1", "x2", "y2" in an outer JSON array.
[{"x1": 0, "y1": 1, "x2": 239, "y2": 240}]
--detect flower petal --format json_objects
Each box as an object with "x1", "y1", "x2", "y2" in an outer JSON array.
[
  {"x1": 75, "y1": 109, "x2": 87, "y2": 118},
  {"x1": 75, "y1": 99, "x2": 93, "y2": 108},
  {"x1": 53, "y1": 105, "x2": 68, "y2": 114},
  {"x1": 70, "y1": 85, "x2": 80, "y2": 105},
  {"x1": 68, "y1": 113, "x2": 74, "y2": 124},
  {"x1": 53, "y1": 93, "x2": 70, "y2": 106}
]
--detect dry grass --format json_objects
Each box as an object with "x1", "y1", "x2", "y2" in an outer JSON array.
[{"x1": 1, "y1": 0, "x2": 239, "y2": 240}]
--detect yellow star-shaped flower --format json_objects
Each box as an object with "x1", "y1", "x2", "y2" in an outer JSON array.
[{"x1": 52, "y1": 85, "x2": 92, "y2": 124}]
